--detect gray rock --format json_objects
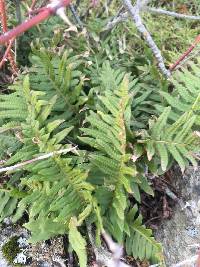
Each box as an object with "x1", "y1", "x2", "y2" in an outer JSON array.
[{"x1": 155, "y1": 166, "x2": 200, "y2": 266}]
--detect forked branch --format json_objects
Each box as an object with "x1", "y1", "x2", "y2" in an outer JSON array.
[{"x1": 122, "y1": 0, "x2": 171, "y2": 77}]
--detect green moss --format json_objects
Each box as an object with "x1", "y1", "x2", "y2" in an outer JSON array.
[{"x1": 2, "y1": 236, "x2": 22, "y2": 267}]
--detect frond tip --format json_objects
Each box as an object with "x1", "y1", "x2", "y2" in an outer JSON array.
[{"x1": 125, "y1": 205, "x2": 163, "y2": 262}]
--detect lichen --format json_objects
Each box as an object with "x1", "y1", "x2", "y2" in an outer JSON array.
[{"x1": 2, "y1": 236, "x2": 22, "y2": 267}]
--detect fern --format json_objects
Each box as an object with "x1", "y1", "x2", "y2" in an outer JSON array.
[
  {"x1": 80, "y1": 73, "x2": 162, "y2": 260},
  {"x1": 0, "y1": 47, "x2": 199, "y2": 266},
  {"x1": 25, "y1": 47, "x2": 89, "y2": 131},
  {"x1": 125, "y1": 205, "x2": 162, "y2": 262},
  {"x1": 80, "y1": 76, "x2": 134, "y2": 239},
  {"x1": 0, "y1": 191, "x2": 18, "y2": 223},
  {"x1": 139, "y1": 107, "x2": 199, "y2": 173},
  {"x1": 155, "y1": 59, "x2": 200, "y2": 125},
  {"x1": 0, "y1": 76, "x2": 93, "y2": 266},
  {"x1": 69, "y1": 217, "x2": 87, "y2": 267}
]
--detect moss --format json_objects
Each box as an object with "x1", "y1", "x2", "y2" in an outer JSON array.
[{"x1": 2, "y1": 236, "x2": 22, "y2": 267}]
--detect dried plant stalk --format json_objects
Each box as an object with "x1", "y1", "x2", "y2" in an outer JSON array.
[{"x1": 0, "y1": 0, "x2": 18, "y2": 73}]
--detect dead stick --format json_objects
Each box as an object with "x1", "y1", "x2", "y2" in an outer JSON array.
[
  {"x1": 123, "y1": 0, "x2": 171, "y2": 77},
  {"x1": 0, "y1": 39, "x2": 15, "y2": 69},
  {"x1": 0, "y1": 146, "x2": 78, "y2": 173}
]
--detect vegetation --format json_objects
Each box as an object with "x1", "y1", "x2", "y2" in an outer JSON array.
[
  {"x1": 2, "y1": 236, "x2": 21, "y2": 266},
  {"x1": 0, "y1": 0, "x2": 199, "y2": 266}
]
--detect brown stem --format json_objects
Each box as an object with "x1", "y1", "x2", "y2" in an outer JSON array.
[
  {"x1": 30, "y1": 0, "x2": 38, "y2": 11},
  {"x1": 0, "y1": 38, "x2": 15, "y2": 69},
  {"x1": 170, "y1": 35, "x2": 200, "y2": 71},
  {"x1": 0, "y1": 0, "x2": 18, "y2": 73}
]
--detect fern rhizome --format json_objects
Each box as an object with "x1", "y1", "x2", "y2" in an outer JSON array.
[{"x1": 0, "y1": 45, "x2": 199, "y2": 266}]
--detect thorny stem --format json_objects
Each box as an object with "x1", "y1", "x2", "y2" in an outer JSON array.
[
  {"x1": 0, "y1": 0, "x2": 71, "y2": 44},
  {"x1": 0, "y1": 0, "x2": 7, "y2": 32}
]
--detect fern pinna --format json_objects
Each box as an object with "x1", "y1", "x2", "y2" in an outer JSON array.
[
  {"x1": 155, "y1": 59, "x2": 200, "y2": 126},
  {"x1": 0, "y1": 48, "x2": 199, "y2": 266}
]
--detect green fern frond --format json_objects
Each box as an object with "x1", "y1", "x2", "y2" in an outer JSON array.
[
  {"x1": 29, "y1": 48, "x2": 87, "y2": 115},
  {"x1": 0, "y1": 76, "x2": 94, "y2": 244},
  {"x1": 80, "y1": 75, "x2": 141, "y2": 243},
  {"x1": 69, "y1": 217, "x2": 87, "y2": 267},
  {"x1": 155, "y1": 60, "x2": 200, "y2": 125},
  {"x1": 139, "y1": 107, "x2": 199, "y2": 172},
  {"x1": 125, "y1": 204, "x2": 162, "y2": 262},
  {"x1": 0, "y1": 191, "x2": 18, "y2": 223}
]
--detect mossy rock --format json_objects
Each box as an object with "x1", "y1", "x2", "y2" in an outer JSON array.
[{"x1": 2, "y1": 236, "x2": 22, "y2": 267}]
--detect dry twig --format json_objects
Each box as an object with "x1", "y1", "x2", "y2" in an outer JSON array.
[
  {"x1": 87, "y1": 225, "x2": 130, "y2": 267},
  {"x1": 122, "y1": 0, "x2": 171, "y2": 77},
  {"x1": 147, "y1": 7, "x2": 200, "y2": 20},
  {"x1": 0, "y1": 146, "x2": 78, "y2": 173},
  {"x1": 105, "y1": 1, "x2": 200, "y2": 74}
]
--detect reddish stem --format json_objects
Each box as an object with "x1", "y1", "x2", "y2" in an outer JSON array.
[
  {"x1": 0, "y1": 0, "x2": 71, "y2": 44},
  {"x1": 0, "y1": 0, "x2": 8, "y2": 32},
  {"x1": 0, "y1": 39, "x2": 15, "y2": 69},
  {"x1": 197, "y1": 249, "x2": 200, "y2": 267},
  {"x1": 30, "y1": 0, "x2": 38, "y2": 11},
  {"x1": 0, "y1": 0, "x2": 18, "y2": 73},
  {"x1": 170, "y1": 34, "x2": 200, "y2": 71}
]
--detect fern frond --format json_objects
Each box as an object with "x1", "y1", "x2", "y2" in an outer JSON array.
[
  {"x1": 125, "y1": 205, "x2": 162, "y2": 262},
  {"x1": 0, "y1": 76, "x2": 94, "y2": 244},
  {"x1": 69, "y1": 217, "x2": 87, "y2": 267},
  {"x1": 0, "y1": 191, "x2": 18, "y2": 223},
  {"x1": 29, "y1": 48, "x2": 87, "y2": 116},
  {"x1": 156, "y1": 60, "x2": 200, "y2": 125},
  {"x1": 80, "y1": 75, "x2": 142, "y2": 243},
  {"x1": 139, "y1": 107, "x2": 199, "y2": 172}
]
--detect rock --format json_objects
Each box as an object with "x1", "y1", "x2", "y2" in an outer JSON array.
[
  {"x1": 0, "y1": 224, "x2": 66, "y2": 266},
  {"x1": 155, "y1": 166, "x2": 200, "y2": 266}
]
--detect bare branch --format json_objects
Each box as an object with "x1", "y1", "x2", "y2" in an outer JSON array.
[
  {"x1": 0, "y1": 146, "x2": 78, "y2": 173},
  {"x1": 104, "y1": 12, "x2": 128, "y2": 31},
  {"x1": 122, "y1": 0, "x2": 171, "y2": 77},
  {"x1": 104, "y1": 6, "x2": 200, "y2": 32},
  {"x1": 147, "y1": 7, "x2": 200, "y2": 20},
  {"x1": 69, "y1": 3, "x2": 84, "y2": 29},
  {"x1": 87, "y1": 225, "x2": 131, "y2": 267}
]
